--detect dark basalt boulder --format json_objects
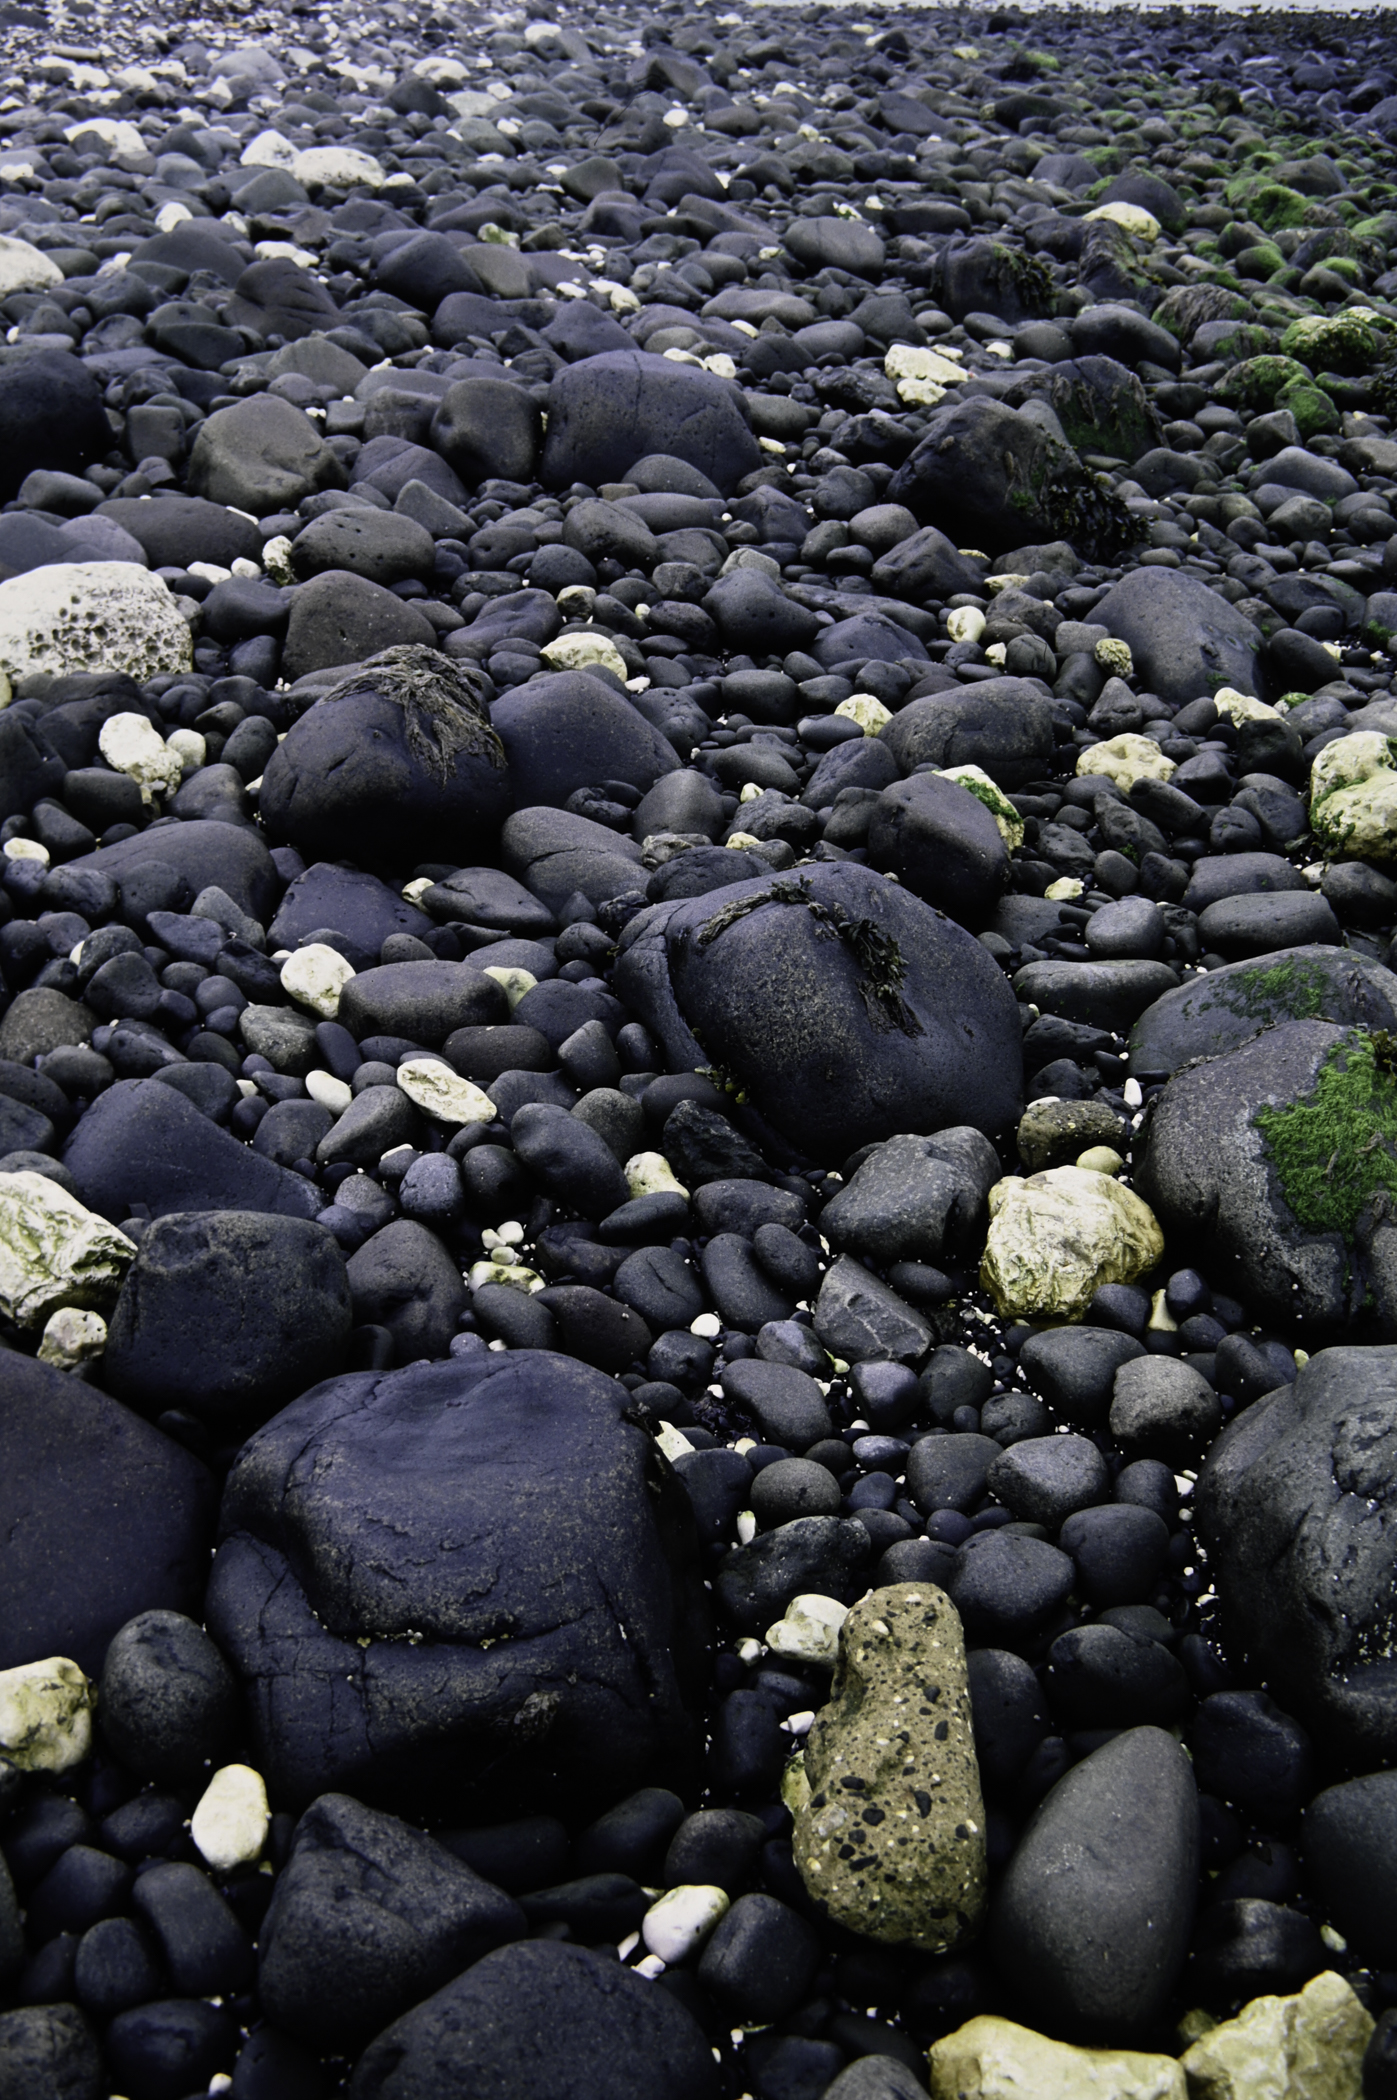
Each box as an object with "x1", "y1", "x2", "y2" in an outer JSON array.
[
  {"x1": 612, "y1": 861, "x2": 1022, "y2": 1165},
  {"x1": 205, "y1": 1351, "x2": 709, "y2": 1817},
  {"x1": 259, "y1": 645, "x2": 510, "y2": 869}
]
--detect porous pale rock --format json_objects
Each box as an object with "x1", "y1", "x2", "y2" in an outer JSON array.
[
  {"x1": 1178, "y1": 1970, "x2": 1372, "y2": 2100},
  {"x1": 792, "y1": 1583, "x2": 985, "y2": 1953},
  {"x1": 928, "y1": 2017, "x2": 1185, "y2": 2100},
  {"x1": 0, "y1": 1658, "x2": 94, "y2": 1773},
  {"x1": 98, "y1": 712, "x2": 184, "y2": 799},
  {"x1": 293, "y1": 146, "x2": 385, "y2": 188},
  {"x1": 766, "y1": 1593, "x2": 849, "y2": 1668},
  {"x1": 1078, "y1": 735, "x2": 1176, "y2": 791},
  {"x1": 0, "y1": 234, "x2": 62, "y2": 294},
  {"x1": 0, "y1": 565, "x2": 193, "y2": 684},
  {"x1": 0, "y1": 1171, "x2": 136, "y2": 1328},
  {"x1": 540, "y1": 632, "x2": 630, "y2": 680},
  {"x1": 625, "y1": 1151, "x2": 689, "y2": 1199},
  {"x1": 1309, "y1": 733, "x2": 1397, "y2": 860},
  {"x1": 36, "y1": 1306, "x2": 107, "y2": 1375},
  {"x1": 191, "y1": 1763, "x2": 271, "y2": 1874},
  {"x1": 837, "y1": 694, "x2": 893, "y2": 735},
  {"x1": 1085, "y1": 201, "x2": 1161, "y2": 241},
  {"x1": 397, "y1": 1058, "x2": 495, "y2": 1125},
  {"x1": 1213, "y1": 687, "x2": 1279, "y2": 725},
  {"x1": 280, "y1": 943, "x2": 356, "y2": 1019},
  {"x1": 641, "y1": 1885, "x2": 730, "y2": 1964},
  {"x1": 981, "y1": 1167, "x2": 1165, "y2": 1321}
]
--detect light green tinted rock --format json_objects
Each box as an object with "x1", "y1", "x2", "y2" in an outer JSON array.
[
  {"x1": 0, "y1": 1171, "x2": 136, "y2": 1328},
  {"x1": 0, "y1": 1659, "x2": 94, "y2": 1773},
  {"x1": 1310, "y1": 732, "x2": 1397, "y2": 861},
  {"x1": 929, "y1": 2015, "x2": 1186, "y2": 2100},
  {"x1": 981, "y1": 1167, "x2": 1164, "y2": 1320},
  {"x1": 793, "y1": 1583, "x2": 986, "y2": 1954},
  {"x1": 1179, "y1": 1969, "x2": 1371, "y2": 2100}
]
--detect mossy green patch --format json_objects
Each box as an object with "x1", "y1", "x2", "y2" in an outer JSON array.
[
  {"x1": 1281, "y1": 309, "x2": 1389, "y2": 375},
  {"x1": 1279, "y1": 377, "x2": 1342, "y2": 440},
  {"x1": 1217, "y1": 354, "x2": 1314, "y2": 411},
  {"x1": 1255, "y1": 1032, "x2": 1397, "y2": 1239},
  {"x1": 1222, "y1": 955, "x2": 1331, "y2": 1024}
]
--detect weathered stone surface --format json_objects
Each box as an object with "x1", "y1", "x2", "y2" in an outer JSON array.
[
  {"x1": 0, "y1": 1171, "x2": 135, "y2": 1328},
  {"x1": 980, "y1": 1167, "x2": 1164, "y2": 1320},
  {"x1": 1178, "y1": 1970, "x2": 1372, "y2": 2100},
  {"x1": 793, "y1": 1584, "x2": 985, "y2": 1953},
  {"x1": 0, "y1": 565, "x2": 192, "y2": 684},
  {"x1": 928, "y1": 2017, "x2": 1185, "y2": 2100},
  {"x1": 0, "y1": 1657, "x2": 94, "y2": 1773}
]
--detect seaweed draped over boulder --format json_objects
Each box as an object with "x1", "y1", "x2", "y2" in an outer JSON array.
[
  {"x1": 612, "y1": 860, "x2": 1023, "y2": 1166},
  {"x1": 259, "y1": 644, "x2": 511, "y2": 869}
]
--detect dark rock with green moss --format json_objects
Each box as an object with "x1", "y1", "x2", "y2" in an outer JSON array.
[
  {"x1": 1138, "y1": 1022, "x2": 1397, "y2": 1335},
  {"x1": 1130, "y1": 947, "x2": 1397, "y2": 1077},
  {"x1": 887, "y1": 397, "x2": 1131, "y2": 561}
]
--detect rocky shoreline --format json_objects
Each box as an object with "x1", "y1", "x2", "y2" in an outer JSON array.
[{"x1": 3, "y1": 0, "x2": 1397, "y2": 2094}]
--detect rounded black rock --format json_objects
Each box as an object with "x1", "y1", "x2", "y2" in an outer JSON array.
[{"x1": 99, "y1": 1611, "x2": 239, "y2": 1786}]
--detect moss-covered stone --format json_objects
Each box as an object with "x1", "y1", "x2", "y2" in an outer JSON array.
[
  {"x1": 1310, "y1": 732, "x2": 1397, "y2": 861},
  {"x1": 1217, "y1": 354, "x2": 1315, "y2": 411},
  {"x1": 1281, "y1": 308, "x2": 1390, "y2": 376},
  {"x1": 1254, "y1": 1031, "x2": 1397, "y2": 1242}
]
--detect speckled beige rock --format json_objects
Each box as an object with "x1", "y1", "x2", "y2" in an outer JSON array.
[
  {"x1": 36, "y1": 1306, "x2": 107, "y2": 1374},
  {"x1": 293, "y1": 145, "x2": 384, "y2": 188},
  {"x1": 0, "y1": 1171, "x2": 136, "y2": 1328},
  {"x1": 280, "y1": 942, "x2": 356, "y2": 1019},
  {"x1": 980, "y1": 1167, "x2": 1165, "y2": 1321},
  {"x1": 929, "y1": 2016, "x2": 1186, "y2": 2100},
  {"x1": 793, "y1": 1583, "x2": 985, "y2": 1953},
  {"x1": 0, "y1": 1659, "x2": 94, "y2": 1773},
  {"x1": 1179, "y1": 1970, "x2": 1371, "y2": 2100},
  {"x1": 540, "y1": 631, "x2": 629, "y2": 680},
  {"x1": 0, "y1": 566, "x2": 193, "y2": 685},
  {"x1": 1078, "y1": 733, "x2": 1176, "y2": 791}
]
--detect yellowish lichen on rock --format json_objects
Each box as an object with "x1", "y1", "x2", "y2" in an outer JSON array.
[
  {"x1": 981, "y1": 1166, "x2": 1165, "y2": 1320},
  {"x1": 1179, "y1": 1969, "x2": 1372, "y2": 2100},
  {"x1": 0, "y1": 1171, "x2": 136, "y2": 1328},
  {"x1": 1078, "y1": 733, "x2": 1176, "y2": 791},
  {"x1": 0, "y1": 1658, "x2": 95, "y2": 1773},
  {"x1": 1310, "y1": 732, "x2": 1397, "y2": 861},
  {"x1": 929, "y1": 2015, "x2": 1186, "y2": 2100}
]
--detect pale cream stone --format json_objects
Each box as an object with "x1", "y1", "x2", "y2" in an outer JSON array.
[
  {"x1": 240, "y1": 127, "x2": 299, "y2": 167},
  {"x1": 642, "y1": 1885, "x2": 730, "y2": 1964},
  {"x1": 930, "y1": 2016, "x2": 1186, "y2": 2100},
  {"x1": 540, "y1": 631, "x2": 629, "y2": 679},
  {"x1": 981, "y1": 1166, "x2": 1165, "y2": 1321},
  {"x1": 280, "y1": 943, "x2": 356, "y2": 1019},
  {"x1": 397, "y1": 1057, "x2": 495, "y2": 1125},
  {"x1": 625, "y1": 1151, "x2": 689, "y2": 1199},
  {"x1": 468, "y1": 1256, "x2": 544, "y2": 1293},
  {"x1": 1085, "y1": 200, "x2": 1161, "y2": 241},
  {"x1": 293, "y1": 146, "x2": 385, "y2": 188},
  {"x1": 766, "y1": 1593, "x2": 849, "y2": 1668},
  {"x1": 191, "y1": 1764, "x2": 271, "y2": 1874},
  {"x1": 1078, "y1": 733, "x2": 1176, "y2": 791},
  {"x1": 0, "y1": 1658, "x2": 94, "y2": 1773},
  {"x1": 1310, "y1": 731, "x2": 1397, "y2": 860},
  {"x1": 837, "y1": 693, "x2": 893, "y2": 735},
  {"x1": 0, "y1": 234, "x2": 62, "y2": 295},
  {"x1": 166, "y1": 728, "x2": 206, "y2": 775},
  {"x1": 98, "y1": 711, "x2": 184, "y2": 798},
  {"x1": 1095, "y1": 636, "x2": 1135, "y2": 678},
  {"x1": 36, "y1": 1306, "x2": 107, "y2": 1374},
  {"x1": 0, "y1": 1172, "x2": 136, "y2": 1328},
  {"x1": 946, "y1": 605, "x2": 986, "y2": 645},
  {"x1": 305, "y1": 1070, "x2": 353, "y2": 1114},
  {"x1": 1213, "y1": 686, "x2": 1279, "y2": 725},
  {"x1": 483, "y1": 966, "x2": 537, "y2": 1009},
  {"x1": 0, "y1": 567, "x2": 192, "y2": 688},
  {"x1": 1179, "y1": 1969, "x2": 1372, "y2": 2100},
  {"x1": 1077, "y1": 1146, "x2": 1125, "y2": 1175}
]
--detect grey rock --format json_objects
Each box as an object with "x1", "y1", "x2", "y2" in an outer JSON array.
[
  {"x1": 1109, "y1": 1357, "x2": 1222, "y2": 1462},
  {"x1": 991, "y1": 1726, "x2": 1198, "y2": 2035},
  {"x1": 541, "y1": 351, "x2": 760, "y2": 493},
  {"x1": 290, "y1": 511, "x2": 436, "y2": 588},
  {"x1": 814, "y1": 1257, "x2": 932, "y2": 1365},
  {"x1": 1091, "y1": 567, "x2": 1260, "y2": 713},
  {"x1": 821, "y1": 1128, "x2": 999, "y2": 1267},
  {"x1": 281, "y1": 570, "x2": 439, "y2": 681},
  {"x1": 259, "y1": 1792, "x2": 525, "y2": 2053},
  {"x1": 714, "y1": 1517, "x2": 870, "y2": 1635},
  {"x1": 99, "y1": 1610, "x2": 238, "y2": 1786},
  {"x1": 987, "y1": 1435, "x2": 1110, "y2": 1529},
  {"x1": 1197, "y1": 1344, "x2": 1397, "y2": 1766},
  {"x1": 880, "y1": 680, "x2": 1056, "y2": 791},
  {"x1": 187, "y1": 395, "x2": 346, "y2": 516},
  {"x1": 1128, "y1": 945, "x2": 1397, "y2": 1078}
]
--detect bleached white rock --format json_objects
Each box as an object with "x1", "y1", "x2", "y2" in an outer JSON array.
[
  {"x1": 0, "y1": 1172, "x2": 136, "y2": 1328},
  {"x1": 281, "y1": 943, "x2": 355, "y2": 1019},
  {"x1": 0, "y1": 565, "x2": 192, "y2": 686},
  {"x1": 36, "y1": 1306, "x2": 107, "y2": 1375},
  {"x1": 62, "y1": 117, "x2": 146, "y2": 159},
  {"x1": 305, "y1": 1069, "x2": 353, "y2": 1115},
  {"x1": 540, "y1": 631, "x2": 629, "y2": 679},
  {"x1": 98, "y1": 712, "x2": 184, "y2": 800},
  {"x1": 293, "y1": 146, "x2": 385, "y2": 189},
  {"x1": 625, "y1": 1151, "x2": 689, "y2": 1199},
  {"x1": 0, "y1": 1658, "x2": 94, "y2": 1773},
  {"x1": 766, "y1": 1593, "x2": 850, "y2": 1668},
  {"x1": 191, "y1": 1764, "x2": 271, "y2": 1874},
  {"x1": 836, "y1": 693, "x2": 892, "y2": 736},
  {"x1": 241, "y1": 127, "x2": 299, "y2": 168},
  {"x1": 483, "y1": 966, "x2": 537, "y2": 1009},
  {"x1": 0, "y1": 234, "x2": 61, "y2": 296},
  {"x1": 642, "y1": 1885, "x2": 730, "y2": 1964},
  {"x1": 397, "y1": 1058, "x2": 495, "y2": 1125}
]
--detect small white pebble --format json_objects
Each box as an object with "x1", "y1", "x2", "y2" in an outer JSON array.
[
  {"x1": 642, "y1": 1885, "x2": 729, "y2": 1964},
  {"x1": 305, "y1": 1070, "x2": 352, "y2": 1115},
  {"x1": 191, "y1": 1764, "x2": 269, "y2": 1874}
]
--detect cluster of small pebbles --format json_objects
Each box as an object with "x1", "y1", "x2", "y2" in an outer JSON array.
[{"x1": 5, "y1": 0, "x2": 1397, "y2": 2095}]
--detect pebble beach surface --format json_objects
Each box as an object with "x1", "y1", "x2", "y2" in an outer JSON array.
[{"x1": 4, "y1": 1, "x2": 1397, "y2": 2095}]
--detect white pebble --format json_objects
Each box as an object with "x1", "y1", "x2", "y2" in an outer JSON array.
[
  {"x1": 765, "y1": 1593, "x2": 849, "y2": 1668},
  {"x1": 305, "y1": 1070, "x2": 352, "y2": 1114},
  {"x1": 36, "y1": 1306, "x2": 107, "y2": 1375},
  {"x1": 0, "y1": 1658, "x2": 93, "y2": 1772},
  {"x1": 191, "y1": 1764, "x2": 270, "y2": 1874},
  {"x1": 98, "y1": 710, "x2": 184, "y2": 798},
  {"x1": 642, "y1": 1885, "x2": 730, "y2": 1964},
  {"x1": 690, "y1": 1313, "x2": 721, "y2": 1339},
  {"x1": 397, "y1": 1058, "x2": 495, "y2": 1126},
  {"x1": 281, "y1": 943, "x2": 356, "y2": 1019}
]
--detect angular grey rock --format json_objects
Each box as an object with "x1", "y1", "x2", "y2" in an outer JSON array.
[{"x1": 821, "y1": 1129, "x2": 1000, "y2": 1267}]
